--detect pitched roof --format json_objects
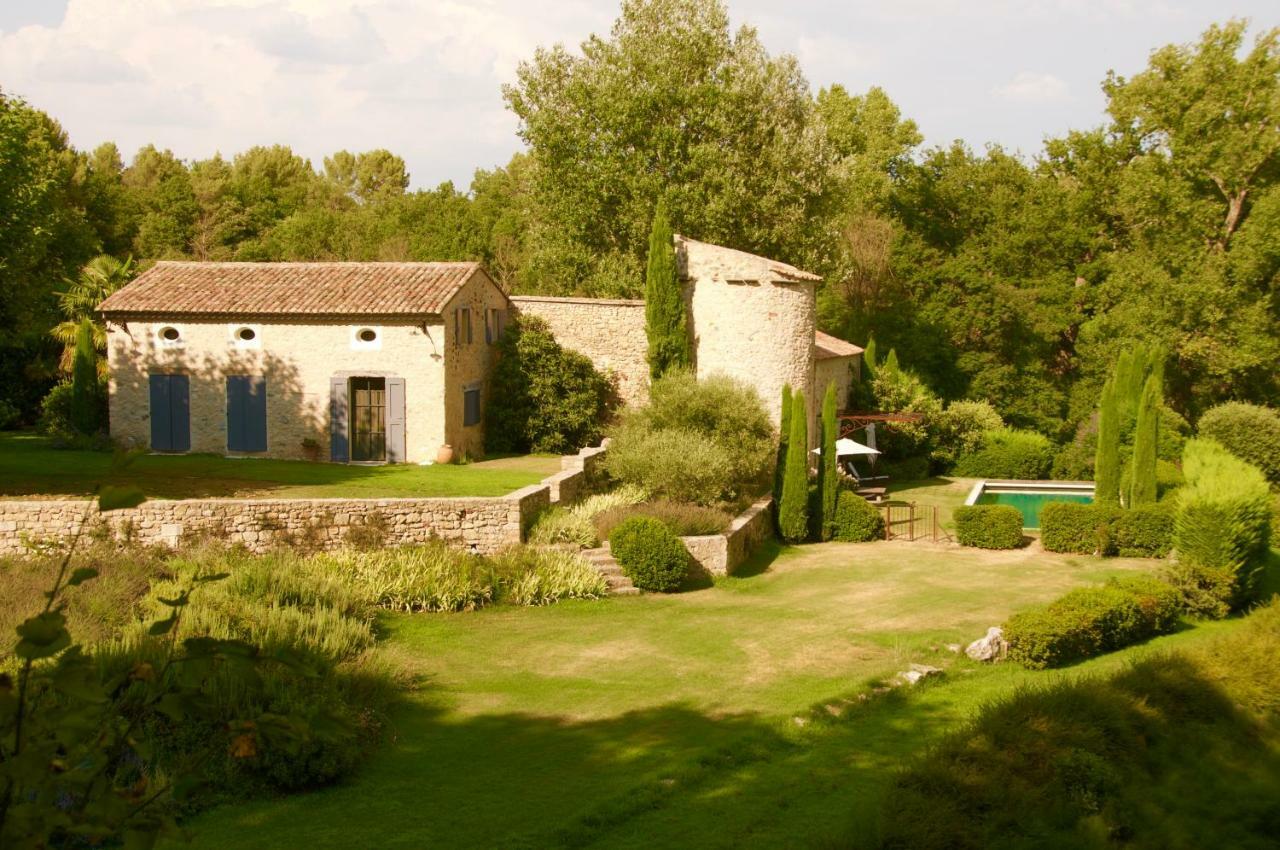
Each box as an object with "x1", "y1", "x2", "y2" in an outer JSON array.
[
  {"x1": 675, "y1": 235, "x2": 822, "y2": 283},
  {"x1": 98, "y1": 261, "x2": 492, "y2": 318},
  {"x1": 814, "y1": 330, "x2": 864, "y2": 360}
]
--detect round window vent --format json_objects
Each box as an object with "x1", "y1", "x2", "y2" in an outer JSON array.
[
  {"x1": 236, "y1": 327, "x2": 256, "y2": 341},
  {"x1": 159, "y1": 326, "x2": 181, "y2": 342},
  {"x1": 358, "y1": 328, "x2": 378, "y2": 343}
]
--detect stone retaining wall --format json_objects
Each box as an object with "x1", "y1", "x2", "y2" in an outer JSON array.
[
  {"x1": 680, "y1": 496, "x2": 774, "y2": 576},
  {"x1": 542, "y1": 442, "x2": 610, "y2": 505},
  {"x1": 0, "y1": 485, "x2": 551, "y2": 556}
]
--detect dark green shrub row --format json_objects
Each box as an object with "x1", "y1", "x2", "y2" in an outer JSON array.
[
  {"x1": 1169, "y1": 439, "x2": 1272, "y2": 617},
  {"x1": 1004, "y1": 574, "x2": 1182, "y2": 669},
  {"x1": 953, "y1": 504, "x2": 1024, "y2": 549},
  {"x1": 608, "y1": 516, "x2": 689, "y2": 592},
  {"x1": 953, "y1": 428, "x2": 1054, "y2": 479},
  {"x1": 1041, "y1": 501, "x2": 1173, "y2": 558},
  {"x1": 832, "y1": 491, "x2": 884, "y2": 542},
  {"x1": 870, "y1": 601, "x2": 1280, "y2": 850}
]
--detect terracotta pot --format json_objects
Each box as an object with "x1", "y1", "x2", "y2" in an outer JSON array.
[{"x1": 436, "y1": 444, "x2": 455, "y2": 465}]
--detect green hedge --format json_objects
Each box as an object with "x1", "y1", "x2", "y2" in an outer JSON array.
[
  {"x1": 1169, "y1": 439, "x2": 1272, "y2": 617},
  {"x1": 608, "y1": 516, "x2": 689, "y2": 593},
  {"x1": 1040, "y1": 501, "x2": 1172, "y2": 558},
  {"x1": 1197, "y1": 401, "x2": 1280, "y2": 484},
  {"x1": 832, "y1": 491, "x2": 884, "y2": 542},
  {"x1": 1004, "y1": 575, "x2": 1181, "y2": 669},
  {"x1": 953, "y1": 428, "x2": 1054, "y2": 479},
  {"x1": 953, "y1": 504, "x2": 1024, "y2": 549},
  {"x1": 1040, "y1": 502, "x2": 1120, "y2": 554}
]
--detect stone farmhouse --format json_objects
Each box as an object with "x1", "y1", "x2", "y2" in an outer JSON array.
[{"x1": 98, "y1": 236, "x2": 861, "y2": 463}]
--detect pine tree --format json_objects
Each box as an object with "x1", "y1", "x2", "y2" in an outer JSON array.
[
  {"x1": 778, "y1": 390, "x2": 810, "y2": 542},
  {"x1": 818, "y1": 382, "x2": 839, "y2": 541},
  {"x1": 1128, "y1": 372, "x2": 1161, "y2": 506},
  {"x1": 1095, "y1": 377, "x2": 1121, "y2": 503},
  {"x1": 774, "y1": 383, "x2": 792, "y2": 502},
  {"x1": 70, "y1": 318, "x2": 100, "y2": 436},
  {"x1": 644, "y1": 198, "x2": 688, "y2": 378}
]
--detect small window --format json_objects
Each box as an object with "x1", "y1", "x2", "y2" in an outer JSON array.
[
  {"x1": 237, "y1": 327, "x2": 256, "y2": 341},
  {"x1": 351, "y1": 326, "x2": 382, "y2": 350},
  {"x1": 463, "y1": 387, "x2": 481, "y2": 426},
  {"x1": 456, "y1": 308, "x2": 473, "y2": 345},
  {"x1": 486, "y1": 308, "x2": 505, "y2": 345},
  {"x1": 231, "y1": 324, "x2": 261, "y2": 349},
  {"x1": 465, "y1": 309, "x2": 473, "y2": 344},
  {"x1": 157, "y1": 326, "x2": 184, "y2": 348}
]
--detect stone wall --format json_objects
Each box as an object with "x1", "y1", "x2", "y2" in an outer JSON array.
[
  {"x1": 541, "y1": 442, "x2": 610, "y2": 505},
  {"x1": 509, "y1": 296, "x2": 650, "y2": 406},
  {"x1": 0, "y1": 485, "x2": 550, "y2": 557},
  {"x1": 680, "y1": 496, "x2": 774, "y2": 576}
]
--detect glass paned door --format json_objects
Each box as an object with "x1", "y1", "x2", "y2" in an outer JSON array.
[{"x1": 350, "y1": 377, "x2": 386, "y2": 462}]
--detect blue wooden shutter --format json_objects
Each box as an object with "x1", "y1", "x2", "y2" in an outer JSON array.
[
  {"x1": 170, "y1": 375, "x2": 190, "y2": 452},
  {"x1": 149, "y1": 374, "x2": 172, "y2": 451},
  {"x1": 329, "y1": 376, "x2": 348, "y2": 462},
  {"x1": 386, "y1": 377, "x2": 406, "y2": 463},
  {"x1": 227, "y1": 376, "x2": 267, "y2": 452}
]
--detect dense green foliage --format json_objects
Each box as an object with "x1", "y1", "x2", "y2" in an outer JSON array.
[
  {"x1": 1127, "y1": 372, "x2": 1161, "y2": 506},
  {"x1": 1170, "y1": 438, "x2": 1272, "y2": 617},
  {"x1": 777, "y1": 390, "x2": 810, "y2": 542},
  {"x1": 69, "y1": 319, "x2": 101, "y2": 436},
  {"x1": 1094, "y1": 378, "x2": 1122, "y2": 501},
  {"x1": 608, "y1": 516, "x2": 689, "y2": 592},
  {"x1": 774, "y1": 383, "x2": 792, "y2": 502},
  {"x1": 928, "y1": 400, "x2": 1004, "y2": 470},
  {"x1": 644, "y1": 200, "x2": 688, "y2": 377},
  {"x1": 952, "y1": 428, "x2": 1054, "y2": 479},
  {"x1": 872, "y1": 601, "x2": 1280, "y2": 849},
  {"x1": 1111, "y1": 503, "x2": 1176, "y2": 558},
  {"x1": 817, "y1": 383, "x2": 838, "y2": 540},
  {"x1": 1004, "y1": 576, "x2": 1182, "y2": 669},
  {"x1": 485, "y1": 315, "x2": 612, "y2": 454},
  {"x1": 1040, "y1": 502, "x2": 1121, "y2": 555},
  {"x1": 831, "y1": 490, "x2": 885, "y2": 542},
  {"x1": 953, "y1": 505, "x2": 1024, "y2": 549},
  {"x1": 593, "y1": 500, "x2": 731, "y2": 541},
  {"x1": 606, "y1": 372, "x2": 774, "y2": 505},
  {"x1": 1198, "y1": 402, "x2": 1280, "y2": 485}
]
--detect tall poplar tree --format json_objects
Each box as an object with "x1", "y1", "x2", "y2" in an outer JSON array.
[
  {"x1": 69, "y1": 319, "x2": 99, "y2": 435},
  {"x1": 778, "y1": 390, "x2": 810, "y2": 542},
  {"x1": 817, "y1": 382, "x2": 839, "y2": 540},
  {"x1": 644, "y1": 198, "x2": 689, "y2": 378}
]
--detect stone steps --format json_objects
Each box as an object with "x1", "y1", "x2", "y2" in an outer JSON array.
[{"x1": 581, "y1": 545, "x2": 639, "y2": 596}]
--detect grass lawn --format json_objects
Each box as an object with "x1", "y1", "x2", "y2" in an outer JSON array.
[
  {"x1": 179, "y1": 541, "x2": 1247, "y2": 849},
  {"x1": 0, "y1": 433, "x2": 561, "y2": 499},
  {"x1": 885, "y1": 476, "x2": 975, "y2": 533}
]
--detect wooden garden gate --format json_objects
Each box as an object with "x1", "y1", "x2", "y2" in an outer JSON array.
[{"x1": 876, "y1": 501, "x2": 947, "y2": 542}]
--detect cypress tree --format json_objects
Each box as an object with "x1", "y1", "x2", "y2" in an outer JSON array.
[
  {"x1": 70, "y1": 318, "x2": 99, "y2": 436},
  {"x1": 1128, "y1": 372, "x2": 1161, "y2": 506},
  {"x1": 818, "y1": 382, "x2": 839, "y2": 541},
  {"x1": 862, "y1": 334, "x2": 878, "y2": 381},
  {"x1": 882, "y1": 348, "x2": 900, "y2": 375},
  {"x1": 1095, "y1": 377, "x2": 1121, "y2": 503},
  {"x1": 774, "y1": 383, "x2": 793, "y2": 502},
  {"x1": 778, "y1": 389, "x2": 810, "y2": 542},
  {"x1": 644, "y1": 198, "x2": 689, "y2": 378}
]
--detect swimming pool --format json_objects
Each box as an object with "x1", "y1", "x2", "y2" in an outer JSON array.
[{"x1": 965, "y1": 480, "x2": 1095, "y2": 529}]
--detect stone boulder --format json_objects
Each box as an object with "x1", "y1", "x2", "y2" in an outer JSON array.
[{"x1": 965, "y1": 626, "x2": 1007, "y2": 662}]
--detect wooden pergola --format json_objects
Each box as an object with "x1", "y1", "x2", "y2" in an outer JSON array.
[{"x1": 837, "y1": 411, "x2": 924, "y2": 440}]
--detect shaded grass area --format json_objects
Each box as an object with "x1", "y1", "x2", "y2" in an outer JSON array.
[
  {"x1": 0, "y1": 433, "x2": 560, "y2": 499},
  {"x1": 181, "y1": 541, "x2": 1207, "y2": 849}
]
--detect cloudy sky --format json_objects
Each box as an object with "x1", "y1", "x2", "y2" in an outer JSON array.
[{"x1": 1, "y1": 1, "x2": 1273, "y2": 189}]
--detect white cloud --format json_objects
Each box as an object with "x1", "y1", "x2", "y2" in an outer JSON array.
[{"x1": 992, "y1": 72, "x2": 1071, "y2": 104}]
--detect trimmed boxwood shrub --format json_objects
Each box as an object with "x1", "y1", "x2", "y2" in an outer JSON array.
[
  {"x1": 1040, "y1": 502, "x2": 1120, "y2": 554},
  {"x1": 953, "y1": 504, "x2": 1024, "y2": 549},
  {"x1": 608, "y1": 516, "x2": 689, "y2": 593},
  {"x1": 953, "y1": 428, "x2": 1054, "y2": 480},
  {"x1": 1005, "y1": 577, "x2": 1181, "y2": 669},
  {"x1": 1111, "y1": 503, "x2": 1175, "y2": 558},
  {"x1": 1197, "y1": 401, "x2": 1280, "y2": 485},
  {"x1": 832, "y1": 491, "x2": 884, "y2": 542}
]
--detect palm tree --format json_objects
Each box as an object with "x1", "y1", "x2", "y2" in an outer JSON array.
[{"x1": 51, "y1": 255, "x2": 135, "y2": 378}]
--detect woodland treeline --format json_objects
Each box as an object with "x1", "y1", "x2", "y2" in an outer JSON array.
[{"x1": 2, "y1": 1, "x2": 1277, "y2": 439}]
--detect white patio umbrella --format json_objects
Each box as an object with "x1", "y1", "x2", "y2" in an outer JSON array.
[{"x1": 810, "y1": 438, "x2": 880, "y2": 457}]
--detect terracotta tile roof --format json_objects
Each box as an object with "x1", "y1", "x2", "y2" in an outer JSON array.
[
  {"x1": 814, "y1": 330, "x2": 864, "y2": 359},
  {"x1": 98, "y1": 261, "x2": 489, "y2": 318}
]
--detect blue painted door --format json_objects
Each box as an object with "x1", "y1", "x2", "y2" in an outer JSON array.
[
  {"x1": 227, "y1": 376, "x2": 267, "y2": 452},
  {"x1": 329, "y1": 376, "x2": 349, "y2": 462},
  {"x1": 149, "y1": 374, "x2": 190, "y2": 452}
]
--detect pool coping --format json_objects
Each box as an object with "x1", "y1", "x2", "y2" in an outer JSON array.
[{"x1": 963, "y1": 479, "x2": 1096, "y2": 507}]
